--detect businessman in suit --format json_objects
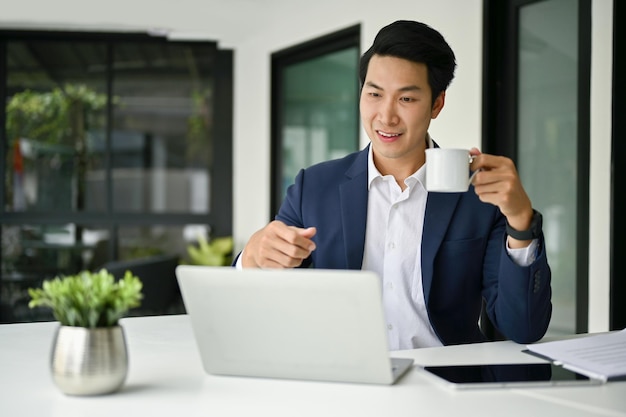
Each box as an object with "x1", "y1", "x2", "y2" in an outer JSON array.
[{"x1": 237, "y1": 20, "x2": 551, "y2": 350}]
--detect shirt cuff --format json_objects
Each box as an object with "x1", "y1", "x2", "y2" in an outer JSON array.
[
  {"x1": 234, "y1": 251, "x2": 244, "y2": 270},
  {"x1": 505, "y1": 238, "x2": 538, "y2": 267}
]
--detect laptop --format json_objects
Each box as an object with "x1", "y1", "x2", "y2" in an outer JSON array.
[{"x1": 175, "y1": 265, "x2": 414, "y2": 385}]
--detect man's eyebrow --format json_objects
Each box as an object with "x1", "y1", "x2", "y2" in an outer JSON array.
[
  {"x1": 363, "y1": 81, "x2": 422, "y2": 92},
  {"x1": 399, "y1": 85, "x2": 422, "y2": 92},
  {"x1": 364, "y1": 81, "x2": 383, "y2": 90}
]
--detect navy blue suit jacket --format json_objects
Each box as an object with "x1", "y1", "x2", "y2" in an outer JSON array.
[{"x1": 269, "y1": 146, "x2": 551, "y2": 345}]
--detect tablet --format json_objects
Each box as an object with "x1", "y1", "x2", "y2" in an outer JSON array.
[{"x1": 420, "y1": 363, "x2": 604, "y2": 389}]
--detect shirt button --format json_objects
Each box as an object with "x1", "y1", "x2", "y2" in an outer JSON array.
[
  {"x1": 389, "y1": 242, "x2": 395, "y2": 249},
  {"x1": 386, "y1": 282, "x2": 393, "y2": 290},
  {"x1": 387, "y1": 324, "x2": 393, "y2": 330}
]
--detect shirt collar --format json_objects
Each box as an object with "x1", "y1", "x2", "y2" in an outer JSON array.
[{"x1": 367, "y1": 134, "x2": 434, "y2": 190}]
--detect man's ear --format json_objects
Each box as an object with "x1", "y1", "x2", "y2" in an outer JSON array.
[{"x1": 431, "y1": 91, "x2": 446, "y2": 119}]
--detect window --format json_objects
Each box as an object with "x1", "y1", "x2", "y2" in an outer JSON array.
[
  {"x1": 0, "y1": 31, "x2": 233, "y2": 323},
  {"x1": 271, "y1": 25, "x2": 360, "y2": 215}
]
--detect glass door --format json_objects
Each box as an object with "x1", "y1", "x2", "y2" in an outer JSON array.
[{"x1": 517, "y1": 0, "x2": 584, "y2": 336}]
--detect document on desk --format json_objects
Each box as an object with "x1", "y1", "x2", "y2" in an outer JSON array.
[{"x1": 525, "y1": 328, "x2": 626, "y2": 382}]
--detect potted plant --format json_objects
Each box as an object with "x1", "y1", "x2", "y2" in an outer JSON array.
[{"x1": 28, "y1": 269, "x2": 142, "y2": 396}]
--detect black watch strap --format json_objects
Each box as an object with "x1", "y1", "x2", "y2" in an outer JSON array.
[{"x1": 506, "y1": 209, "x2": 543, "y2": 240}]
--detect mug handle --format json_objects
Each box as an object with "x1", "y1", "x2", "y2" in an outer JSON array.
[{"x1": 468, "y1": 155, "x2": 480, "y2": 186}]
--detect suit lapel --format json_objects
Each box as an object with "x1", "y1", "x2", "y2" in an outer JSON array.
[
  {"x1": 337, "y1": 142, "x2": 462, "y2": 280},
  {"x1": 340, "y1": 148, "x2": 369, "y2": 269},
  {"x1": 421, "y1": 192, "x2": 462, "y2": 303}
]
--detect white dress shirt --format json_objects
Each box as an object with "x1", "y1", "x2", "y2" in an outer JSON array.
[
  {"x1": 361, "y1": 145, "x2": 440, "y2": 350},
  {"x1": 362, "y1": 139, "x2": 537, "y2": 350}
]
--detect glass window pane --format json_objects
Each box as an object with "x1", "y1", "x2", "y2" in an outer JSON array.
[
  {"x1": 2, "y1": 33, "x2": 230, "y2": 324},
  {"x1": 116, "y1": 224, "x2": 232, "y2": 265},
  {"x1": 5, "y1": 41, "x2": 107, "y2": 212},
  {"x1": 111, "y1": 43, "x2": 214, "y2": 213},
  {"x1": 1, "y1": 223, "x2": 108, "y2": 275},
  {"x1": 117, "y1": 224, "x2": 187, "y2": 261},
  {"x1": 1, "y1": 223, "x2": 108, "y2": 323},
  {"x1": 280, "y1": 47, "x2": 359, "y2": 199},
  {"x1": 518, "y1": 0, "x2": 578, "y2": 336}
]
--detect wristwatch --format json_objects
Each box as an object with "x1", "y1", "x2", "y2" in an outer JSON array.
[{"x1": 506, "y1": 209, "x2": 543, "y2": 240}]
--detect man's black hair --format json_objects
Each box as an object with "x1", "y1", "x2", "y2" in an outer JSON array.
[{"x1": 359, "y1": 20, "x2": 457, "y2": 104}]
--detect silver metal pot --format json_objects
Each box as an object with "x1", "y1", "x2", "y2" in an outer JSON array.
[{"x1": 50, "y1": 325, "x2": 128, "y2": 396}]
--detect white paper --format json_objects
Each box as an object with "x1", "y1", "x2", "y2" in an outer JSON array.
[{"x1": 526, "y1": 329, "x2": 626, "y2": 381}]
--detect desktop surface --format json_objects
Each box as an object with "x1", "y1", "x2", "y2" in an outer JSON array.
[{"x1": 0, "y1": 315, "x2": 624, "y2": 417}]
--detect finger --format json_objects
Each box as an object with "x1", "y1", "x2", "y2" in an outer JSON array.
[
  {"x1": 471, "y1": 154, "x2": 511, "y2": 172},
  {"x1": 282, "y1": 226, "x2": 317, "y2": 251},
  {"x1": 472, "y1": 169, "x2": 514, "y2": 187},
  {"x1": 297, "y1": 226, "x2": 317, "y2": 239},
  {"x1": 255, "y1": 255, "x2": 302, "y2": 269},
  {"x1": 473, "y1": 175, "x2": 528, "y2": 213},
  {"x1": 469, "y1": 148, "x2": 482, "y2": 171},
  {"x1": 253, "y1": 237, "x2": 306, "y2": 268},
  {"x1": 265, "y1": 221, "x2": 312, "y2": 246},
  {"x1": 259, "y1": 252, "x2": 306, "y2": 268},
  {"x1": 255, "y1": 257, "x2": 286, "y2": 269},
  {"x1": 271, "y1": 237, "x2": 314, "y2": 261}
]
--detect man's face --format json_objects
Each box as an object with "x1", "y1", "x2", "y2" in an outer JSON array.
[{"x1": 360, "y1": 54, "x2": 444, "y2": 173}]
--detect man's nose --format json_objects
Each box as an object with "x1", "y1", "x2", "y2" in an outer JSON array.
[{"x1": 378, "y1": 99, "x2": 399, "y2": 125}]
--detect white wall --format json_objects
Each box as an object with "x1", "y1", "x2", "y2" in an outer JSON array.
[
  {"x1": 0, "y1": 0, "x2": 613, "y2": 331},
  {"x1": 588, "y1": 0, "x2": 613, "y2": 332}
]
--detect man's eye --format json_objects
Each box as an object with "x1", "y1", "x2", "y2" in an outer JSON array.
[
  {"x1": 400, "y1": 97, "x2": 414, "y2": 102},
  {"x1": 369, "y1": 92, "x2": 381, "y2": 97}
]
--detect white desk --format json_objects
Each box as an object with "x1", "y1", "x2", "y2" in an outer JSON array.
[{"x1": 1, "y1": 315, "x2": 624, "y2": 417}]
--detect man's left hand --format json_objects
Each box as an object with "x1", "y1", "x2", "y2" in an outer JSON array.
[{"x1": 469, "y1": 148, "x2": 534, "y2": 247}]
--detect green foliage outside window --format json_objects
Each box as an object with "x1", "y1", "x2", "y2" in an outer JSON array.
[{"x1": 6, "y1": 84, "x2": 107, "y2": 146}]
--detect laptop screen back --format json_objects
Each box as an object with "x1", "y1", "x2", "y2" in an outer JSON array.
[{"x1": 176, "y1": 265, "x2": 411, "y2": 384}]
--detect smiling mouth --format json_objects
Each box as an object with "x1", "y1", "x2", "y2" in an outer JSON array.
[{"x1": 377, "y1": 130, "x2": 402, "y2": 141}]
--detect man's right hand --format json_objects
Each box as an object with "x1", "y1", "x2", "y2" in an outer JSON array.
[{"x1": 241, "y1": 220, "x2": 317, "y2": 268}]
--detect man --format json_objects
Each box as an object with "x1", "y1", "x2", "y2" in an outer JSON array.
[{"x1": 236, "y1": 20, "x2": 551, "y2": 350}]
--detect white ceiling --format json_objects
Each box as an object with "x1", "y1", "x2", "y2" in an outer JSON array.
[{"x1": 0, "y1": 0, "x2": 297, "y2": 48}]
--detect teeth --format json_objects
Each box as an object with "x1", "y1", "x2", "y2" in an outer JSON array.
[{"x1": 378, "y1": 131, "x2": 399, "y2": 138}]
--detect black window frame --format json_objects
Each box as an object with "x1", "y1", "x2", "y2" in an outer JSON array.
[
  {"x1": 0, "y1": 30, "x2": 232, "y2": 273},
  {"x1": 610, "y1": 0, "x2": 625, "y2": 330}
]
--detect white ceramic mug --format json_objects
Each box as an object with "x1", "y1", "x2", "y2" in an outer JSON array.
[{"x1": 425, "y1": 148, "x2": 477, "y2": 192}]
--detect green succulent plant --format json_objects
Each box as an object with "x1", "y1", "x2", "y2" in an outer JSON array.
[{"x1": 28, "y1": 269, "x2": 143, "y2": 328}]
